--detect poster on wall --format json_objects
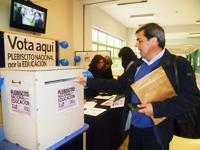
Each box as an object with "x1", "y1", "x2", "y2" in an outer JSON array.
[
  {"x1": 57, "y1": 83, "x2": 78, "y2": 113},
  {"x1": 75, "y1": 51, "x2": 111, "y2": 69},
  {"x1": 4, "y1": 32, "x2": 57, "y2": 68},
  {"x1": 9, "y1": 86, "x2": 31, "y2": 116}
]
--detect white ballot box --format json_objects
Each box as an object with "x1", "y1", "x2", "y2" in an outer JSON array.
[{"x1": 0, "y1": 67, "x2": 84, "y2": 150}]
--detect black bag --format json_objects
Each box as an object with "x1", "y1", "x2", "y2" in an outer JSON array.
[
  {"x1": 174, "y1": 105, "x2": 200, "y2": 138},
  {"x1": 173, "y1": 57, "x2": 200, "y2": 138}
]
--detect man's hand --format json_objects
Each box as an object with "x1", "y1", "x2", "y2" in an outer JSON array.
[
  {"x1": 76, "y1": 77, "x2": 87, "y2": 86},
  {"x1": 137, "y1": 103, "x2": 153, "y2": 117}
]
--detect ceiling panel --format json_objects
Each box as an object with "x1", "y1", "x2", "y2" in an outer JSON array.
[{"x1": 82, "y1": 0, "x2": 200, "y2": 53}]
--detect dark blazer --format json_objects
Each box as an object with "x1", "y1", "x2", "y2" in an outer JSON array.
[
  {"x1": 88, "y1": 67, "x2": 104, "y2": 78},
  {"x1": 87, "y1": 49, "x2": 200, "y2": 146},
  {"x1": 102, "y1": 67, "x2": 114, "y2": 79}
]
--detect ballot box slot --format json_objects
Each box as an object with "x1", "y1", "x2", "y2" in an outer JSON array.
[{"x1": 44, "y1": 77, "x2": 76, "y2": 85}]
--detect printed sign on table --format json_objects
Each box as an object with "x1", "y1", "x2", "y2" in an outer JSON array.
[{"x1": 4, "y1": 32, "x2": 56, "y2": 68}]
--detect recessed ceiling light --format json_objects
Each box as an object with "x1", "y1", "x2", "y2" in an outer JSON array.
[
  {"x1": 83, "y1": 0, "x2": 119, "y2": 5},
  {"x1": 196, "y1": 20, "x2": 200, "y2": 24},
  {"x1": 183, "y1": 44, "x2": 193, "y2": 47},
  {"x1": 129, "y1": 13, "x2": 154, "y2": 19},
  {"x1": 118, "y1": 0, "x2": 147, "y2": 6},
  {"x1": 189, "y1": 33, "x2": 200, "y2": 37}
]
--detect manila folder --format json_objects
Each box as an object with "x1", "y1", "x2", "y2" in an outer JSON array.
[{"x1": 131, "y1": 66, "x2": 177, "y2": 125}]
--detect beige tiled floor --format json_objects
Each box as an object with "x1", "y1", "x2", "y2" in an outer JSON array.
[
  {"x1": 170, "y1": 136, "x2": 200, "y2": 150},
  {"x1": 119, "y1": 136, "x2": 128, "y2": 150},
  {"x1": 119, "y1": 136, "x2": 200, "y2": 150}
]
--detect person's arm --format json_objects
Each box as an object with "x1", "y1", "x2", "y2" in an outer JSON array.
[
  {"x1": 86, "y1": 78, "x2": 125, "y2": 94},
  {"x1": 78, "y1": 68, "x2": 131, "y2": 95}
]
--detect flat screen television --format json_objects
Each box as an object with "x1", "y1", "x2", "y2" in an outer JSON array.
[{"x1": 10, "y1": 0, "x2": 47, "y2": 33}]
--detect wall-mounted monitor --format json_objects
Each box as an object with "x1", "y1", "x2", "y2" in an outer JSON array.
[{"x1": 10, "y1": 0, "x2": 47, "y2": 33}]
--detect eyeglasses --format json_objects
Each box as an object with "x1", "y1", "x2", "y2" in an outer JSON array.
[{"x1": 99, "y1": 61, "x2": 104, "y2": 64}]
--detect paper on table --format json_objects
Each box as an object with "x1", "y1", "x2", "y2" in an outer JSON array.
[
  {"x1": 101, "y1": 100, "x2": 113, "y2": 106},
  {"x1": 94, "y1": 95, "x2": 113, "y2": 100},
  {"x1": 111, "y1": 97, "x2": 125, "y2": 108},
  {"x1": 84, "y1": 107, "x2": 106, "y2": 116},
  {"x1": 100, "y1": 95, "x2": 116, "y2": 106},
  {"x1": 84, "y1": 101, "x2": 97, "y2": 109},
  {"x1": 100, "y1": 95, "x2": 125, "y2": 108},
  {"x1": 131, "y1": 66, "x2": 177, "y2": 125}
]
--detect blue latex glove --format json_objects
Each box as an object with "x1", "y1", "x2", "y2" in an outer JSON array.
[
  {"x1": 82, "y1": 71, "x2": 93, "y2": 89},
  {"x1": 82, "y1": 70, "x2": 94, "y2": 78},
  {"x1": 0, "y1": 77, "x2": 4, "y2": 89}
]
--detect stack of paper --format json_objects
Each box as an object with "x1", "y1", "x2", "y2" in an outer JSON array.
[
  {"x1": 94, "y1": 95, "x2": 113, "y2": 100},
  {"x1": 84, "y1": 107, "x2": 106, "y2": 116},
  {"x1": 84, "y1": 101, "x2": 97, "y2": 109},
  {"x1": 101, "y1": 95, "x2": 125, "y2": 108}
]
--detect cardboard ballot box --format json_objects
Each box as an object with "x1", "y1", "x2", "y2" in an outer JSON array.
[{"x1": 0, "y1": 67, "x2": 84, "y2": 150}]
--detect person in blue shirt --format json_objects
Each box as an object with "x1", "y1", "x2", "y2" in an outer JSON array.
[{"x1": 78, "y1": 23, "x2": 200, "y2": 150}]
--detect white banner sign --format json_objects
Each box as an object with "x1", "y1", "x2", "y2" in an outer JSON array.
[
  {"x1": 4, "y1": 32, "x2": 56, "y2": 68},
  {"x1": 9, "y1": 87, "x2": 31, "y2": 116},
  {"x1": 57, "y1": 84, "x2": 78, "y2": 112}
]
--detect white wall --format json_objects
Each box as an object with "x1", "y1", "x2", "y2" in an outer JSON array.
[
  {"x1": 0, "y1": 0, "x2": 83, "y2": 65},
  {"x1": 73, "y1": 0, "x2": 84, "y2": 52},
  {"x1": 127, "y1": 28, "x2": 136, "y2": 49},
  {"x1": 0, "y1": 0, "x2": 11, "y2": 29},
  {"x1": 84, "y1": 5, "x2": 128, "y2": 50}
]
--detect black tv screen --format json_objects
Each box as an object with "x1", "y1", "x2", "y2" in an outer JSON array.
[{"x1": 10, "y1": 0, "x2": 47, "y2": 33}]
